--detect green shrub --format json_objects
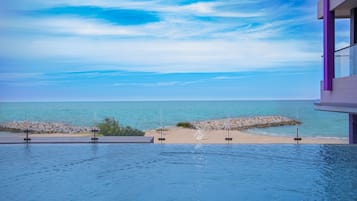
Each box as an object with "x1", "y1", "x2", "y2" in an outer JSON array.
[
  {"x1": 176, "y1": 122, "x2": 195, "y2": 129},
  {"x1": 156, "y1": 128, "x2": 168, "y2": 132},
  {"x1": 97, "y1": 117, "x2": 144, "y2": 136}
]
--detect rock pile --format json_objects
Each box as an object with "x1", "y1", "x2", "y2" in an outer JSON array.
[
  {"x1": 0, "y1": 121, "x2": 94, "y2": 134},
  {"x1": 191, "y1": 116, "x2": 301, "y2": 130}
]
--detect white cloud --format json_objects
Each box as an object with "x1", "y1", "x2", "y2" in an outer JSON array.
[
  {"x1": 112, "y1": 78, "x2": 210, "y2": 87},
  {"x1": 1, "y1": 15, "x2": 232, "y2": 39},
  {"x1": 0, "y1": 34, "x2": 321, "y2": 73},
  {"x1": 212, "y1": 76, "x2": 250, "y2": 80},
  {"x1": 0, "y1": 0, "x2": 324, "y2": 74},
  {"x1": 166, "y1": 2, "x2": 263, "y2": 18},
  {"x1": 0, "y1": 17, "x2": 146, "y2": 36}
]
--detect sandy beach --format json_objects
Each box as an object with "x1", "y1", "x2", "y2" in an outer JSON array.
[
  {"x1": 0, "y1": 128, "x2": 347, "y2": 144},
  {"x1": 145, "y1": 127, "x2": 347, "y2": 144}
]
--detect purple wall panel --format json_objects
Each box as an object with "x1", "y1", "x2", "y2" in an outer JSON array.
[
  {"x1": 323, "y1": 0, "x2": 335, "y2": 91},
  {"x1": 320, "y1": 75, "x2": 357, "y2": 104}
]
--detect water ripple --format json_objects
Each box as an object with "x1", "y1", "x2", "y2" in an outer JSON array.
[{"x1": 1, "y1": 144, "x2": 357, "y2": 201}]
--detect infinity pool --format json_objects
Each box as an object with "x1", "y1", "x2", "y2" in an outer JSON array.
[{"x1": 1, "y1": 144, "x2": 357, "y2": 201}]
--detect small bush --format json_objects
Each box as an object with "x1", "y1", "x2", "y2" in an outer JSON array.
[
  {"x1": 97, "y1": 117, "x2": 144, "y2": 136},
  {"x1": 176, "y1": 122, "x2": 195, "y2": 129},
  {"x1": 156, "y1": 128, "x2": 169, "y2": 132}
]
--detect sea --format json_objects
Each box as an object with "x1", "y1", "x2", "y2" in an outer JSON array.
[{"x1": 0, "y1": 100, "x2": 348, "y2": 138}]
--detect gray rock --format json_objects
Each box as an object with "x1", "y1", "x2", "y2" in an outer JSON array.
[
  {"x1": 191, "y1": 116, "x2": 301, "y2": 130},
  {"x1": 0, "y1": 121, "x2": 96, "y2": 134}
]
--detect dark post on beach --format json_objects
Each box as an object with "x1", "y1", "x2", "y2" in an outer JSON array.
[
  {"x1": 158, "y1": 128, "x2": 166, "y2": 144},
  {"x1": 225, "y1": 128, "x2": 233, "y2": 144},
  {"x1": 91, "y1": 128, "x2": 99, "y2": 142},
  {"x1": 294, "y1": 127, "x2": 302, "y2": 144},
  {"x1": 24, "y1": 129, "x2": 31, "y2": 142},
  {"x1": 225, "y1": 121, "x2": 233, "y2": 144}
]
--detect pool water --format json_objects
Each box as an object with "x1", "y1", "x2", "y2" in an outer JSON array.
[{"x1": 1, "y1": 144, "x2": 357, "y2": 201}]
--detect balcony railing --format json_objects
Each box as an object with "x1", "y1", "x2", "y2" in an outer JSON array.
[{"x1": 335, "y1": 44, "x2": 357, "y2": 78}]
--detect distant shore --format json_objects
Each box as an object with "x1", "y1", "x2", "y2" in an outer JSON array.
[{"x1": 0, "y1": 116, "x2": 300, "y2": 134}]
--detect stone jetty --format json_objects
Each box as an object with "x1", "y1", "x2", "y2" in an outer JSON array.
[
  {"x1": 0, "y1": 121, "x2": 94, "y2": 134},
  {"x1": 191, "y1": 116, "x2": 301, "y2": 130}
]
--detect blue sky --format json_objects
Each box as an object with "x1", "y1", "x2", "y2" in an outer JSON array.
[{"x1": 0, "y1": 0, "x2": 350, "y2": 101}]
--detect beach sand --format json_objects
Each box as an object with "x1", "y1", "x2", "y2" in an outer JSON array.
[
  {"x1": 0, "y1": 129, "x2": 346, "y2": 144},
  {"x1": 145, "y1": 127, "x2": 347, "y2": 144}
]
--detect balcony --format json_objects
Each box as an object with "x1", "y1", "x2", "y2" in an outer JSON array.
[
  {"x1": 315, "y1": 76, "x2": 357, "y2": 113},
  {"x1": 317, "y1": 0, "x2": 357, "y2": 19},
  {"x1": 315, "y1": 45, "x2": 357, "y2": 113},
  {"x1": 335, "y1": 44, "x2": 357, "y2": 78}
]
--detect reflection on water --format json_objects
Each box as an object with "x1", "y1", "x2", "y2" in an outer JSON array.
[
  {"x1": 1, "y1": 144, "x2": 357, "y2": 201},
  {"x1": 318, "y1": 145, "x2": 357, "y2": 200}
]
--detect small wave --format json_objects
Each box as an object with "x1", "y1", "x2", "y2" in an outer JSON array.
[
  {"x1": 246, "y1": 129, "x2": 346, "y2": 139},
  {"x1": 245, "y1": 129, "x2": 291, "y2": 137},
  {"x1": 310, "y1": 136, "x2": 347, "y2": 140}
]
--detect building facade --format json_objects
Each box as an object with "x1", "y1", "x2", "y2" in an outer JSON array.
[{"x1": 315, "y1": 0, "x2": 357, "y2": 143}]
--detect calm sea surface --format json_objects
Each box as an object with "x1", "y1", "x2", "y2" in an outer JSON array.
[
  {"x1": 1, "y1": 144, "x2": 357, "y2": 201},
  {"x1": 0, "y1": 100, "x2": 348, "y2": 137}
]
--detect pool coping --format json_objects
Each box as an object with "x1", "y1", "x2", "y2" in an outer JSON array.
[{"x1": 0, "y1": 136, "x2": 154, "y2": 144}]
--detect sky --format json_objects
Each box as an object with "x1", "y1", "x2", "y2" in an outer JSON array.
[{"x1": 0, "y1": 0, "x2": 350, "y2": 101}]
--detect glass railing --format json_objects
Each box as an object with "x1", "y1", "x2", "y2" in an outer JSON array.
[{"x1": 335, "y1": 44, "x2": 357, "y2": 78}]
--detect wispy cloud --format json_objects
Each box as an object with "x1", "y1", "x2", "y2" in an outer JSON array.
[
  {"x1": 212, "y1": 75, "x2": 251, "y2": 80},
  {"x1": 113, "y1": 76, "x2": 211, "y2": 87},
  {"x1": 0, "y1": 35, "x2": 321, "y2": 73},
  {"x1": 113, "y1": 81, "x2": 180, "y2": 87},
  {"x1": 157, "y1": 2, "x2": 264, "y2": 18}
]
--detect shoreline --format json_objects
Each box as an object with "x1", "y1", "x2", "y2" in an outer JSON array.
[
  {"x1": 0, "y1": 129, "x2": 347, "y2": 144},
  {"x1": 0, "y1": 128, "x2": 347, "y2": 144},
  {"x1": 145, "y1": 127, "x2": 347, "y2": 144}
]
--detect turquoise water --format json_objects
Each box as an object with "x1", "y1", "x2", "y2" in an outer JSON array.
[
  {"x1": 0, "y1": 100, "x2": 348, "y2": 137},
  {"x1": 1, "y1": 144, "x2": 357, "y2": 201}
]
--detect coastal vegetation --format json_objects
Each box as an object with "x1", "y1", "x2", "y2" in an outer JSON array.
[
  {"x1": 97, "y1": 117, "x2": 145, "y2": 136},
  {"x1": 176, "y1": 122, "x2": 195, "y2": 129}
]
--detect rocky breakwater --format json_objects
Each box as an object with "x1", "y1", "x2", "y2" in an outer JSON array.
[
  {"x1": 191, "y1": 116, "x2": 301, "y2": 130},
  {"x1": 0, "y1": 121, "x2": 94, "y2": 134}
]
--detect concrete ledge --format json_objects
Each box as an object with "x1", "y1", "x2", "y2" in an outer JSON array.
[
  {"x1": 0, "y1": 136, "x2": 154, "y2": 144},
  {"x1": 314, "y1": 102, "x2": 357, "y2": 113}
]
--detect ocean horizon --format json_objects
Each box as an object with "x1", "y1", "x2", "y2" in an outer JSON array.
[
  {"x1": 0, "y1": 100, "x2": 348, "y2": 138},
  {"x1": 0, "y1": 98, "x2": 320, "y2": 102}
]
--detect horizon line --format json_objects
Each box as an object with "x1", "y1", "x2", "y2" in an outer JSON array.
[{"x1": 0, "y1": 98, "x2": 319, "y2": 103}]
